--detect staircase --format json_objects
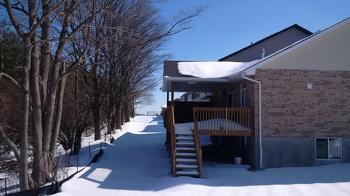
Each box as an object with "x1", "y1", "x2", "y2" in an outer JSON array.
[
  {"x1": 164, "y1": 105, "x2": 202, "y2": 178},
  {"x1": 174, "y1": 132, "x2": 201, "y2": 177}
]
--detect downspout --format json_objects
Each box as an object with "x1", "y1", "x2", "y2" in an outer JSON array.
[{"x1": 241, "y1": 72, "x2": 263, "y2": 169}]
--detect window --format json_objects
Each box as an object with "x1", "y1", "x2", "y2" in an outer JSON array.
[
  {"x1": 316, "y1": 138, "x2": 342, "y2": 160},
  {"x1": 228, "y1": 90, "x2": 235, "y2": 107},
  {"x1": 240, "y1": 83, "x2": 247, "y2": 107}
]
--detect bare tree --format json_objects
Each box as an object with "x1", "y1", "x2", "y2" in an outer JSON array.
[
  {"x1": 103, "y1": 0, "x2": 201, "y2": 130},
  {"x1": 0, "y1": 0, "x2": 201, "y2": 190},
  {"x1": 0, "y1": 0, "x2": 104, "y2": 189}
]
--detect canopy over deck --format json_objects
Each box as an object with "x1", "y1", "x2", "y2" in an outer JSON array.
[{"x1": 162, "y1": 60, "x2": 258, "y2": 92}]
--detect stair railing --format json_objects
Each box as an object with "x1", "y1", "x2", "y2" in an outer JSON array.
[
  {"x1": 164, "y1": 105, "x2": 176, "y2": 176},
  {"x1": 193, "y1": 109, "x2": 203, "y2": 177}
]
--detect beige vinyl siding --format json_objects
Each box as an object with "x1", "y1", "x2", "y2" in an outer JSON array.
[{"x1": 260, "y1": 19, "x2": 350, "y2": 71}]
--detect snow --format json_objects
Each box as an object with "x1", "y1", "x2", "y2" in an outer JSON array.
[
  {"x1": 56, "y1": 126, "x2": 126, "y2": 181},
  {"x1": 175, "y1": 119, "x2": 250, "y2": 133},
  {"x1": 175, "y1": 122, "x2": 193, "y2": 134},
  {"x1": 56, "y1": 115, "x2": 350, "y2": 196},
  {"x1": 177, "y1": 61, "x2": 258, "y2": 78}
]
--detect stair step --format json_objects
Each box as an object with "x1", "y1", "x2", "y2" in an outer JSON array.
[
  {"x1": 176, "y1": 147, "x2": 195, "y2": 151},
  {"x1": 175, "y1": 130, "x2": 193, "y2": 135},
  {"x1": 176, "y1": 141, "x2": 195, "y2": 146},
  {"x1": 176, "y1": 152, "x2": 196, "y2": 157},
  {"x1": 176, "y1": 136, "x2": 194, "y2": 140},
  {"x1": 175, "y1": 132, "x2": 193, "y2": 136},
  {"x1": 176, "y1": 170, "x2": 199, "y2": 176},
  {"x1": 176, "y1": 164, "x2": 198, "y2": 169},
  {"x1": 176, "y1": 158, "x2": 197, "y2": 163}
]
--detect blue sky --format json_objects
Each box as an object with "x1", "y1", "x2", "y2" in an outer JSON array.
[{"x1": 136, "y1": 0, "x2": 350, "y2": 114}]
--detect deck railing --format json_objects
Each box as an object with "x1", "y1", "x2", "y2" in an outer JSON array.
[
  {"x1": 193, "y1": 107, "x2": 253, "y2": 136},
  {"x1": 163, "y1": 105, "x2": 176, "y2": 176},
  {"x1": 192, "y1": 107, "x2": 253, "y2": 176}
]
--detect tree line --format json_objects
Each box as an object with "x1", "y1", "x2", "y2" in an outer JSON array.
[{"x1": 0, "y1": 0, "x2": 201, "y2": 191}]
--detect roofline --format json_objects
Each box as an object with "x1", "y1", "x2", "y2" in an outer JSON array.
[
  {"x1": 241, "y1": 17, "x2": 350, "y2": 74},
  {"x1": 161, "y1": 76, "x2": 231, "y2": 92},
  {"x1": 164, "y1": 76, "x2": 230, "y2": 82},
  {"x1": 218, "y1": 24, "x2": 313, "y2": 61}
]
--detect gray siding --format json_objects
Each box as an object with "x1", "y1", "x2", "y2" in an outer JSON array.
[
  {"x1": 261, "y1": 19, "x2": 350, "y2": 71},
  {"x1": 222, "y1": 27, "x2": 311, "y2": 62}
]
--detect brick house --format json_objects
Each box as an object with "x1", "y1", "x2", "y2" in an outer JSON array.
[{"x1": 162, "y1": 18, "x2": 350, "y2": 177}]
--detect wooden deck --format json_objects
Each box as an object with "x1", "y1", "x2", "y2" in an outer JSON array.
[{"x1": 164, "y1": 106, "x2": 255, "y2": 178}]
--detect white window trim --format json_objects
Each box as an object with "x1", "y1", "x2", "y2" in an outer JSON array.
[
  {"x1": 240, "y1": 83, "x2": 247, "y2": 107},
  {"x1": 315, "y1": 137, "x2": 342, "y2": 160}
]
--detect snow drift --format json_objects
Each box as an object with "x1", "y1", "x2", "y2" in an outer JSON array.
[{"x1": 177, "y1": 61, "x2": 258, "y2": 78}]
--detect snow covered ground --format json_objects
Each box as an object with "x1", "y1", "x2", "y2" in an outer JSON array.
[{"x1": 56, "y1": 115, "x2": 350, "y2": 196}]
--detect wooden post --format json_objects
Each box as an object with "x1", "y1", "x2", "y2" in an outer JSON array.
[
  {"x1": 170, "y1": 106, "x2": 176, "y2": 176},
  {"x1": 171, "y1": 90, "x2": 174, "y2": 102}
]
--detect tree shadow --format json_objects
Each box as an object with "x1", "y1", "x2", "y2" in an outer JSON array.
[{"x1": 73, "y1": 121, "x2": 350, "y2": 192}]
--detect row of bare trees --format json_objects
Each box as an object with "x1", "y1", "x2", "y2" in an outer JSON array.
[{"x1": 0, "y1": 0, "x2": 201, "y2": 191}]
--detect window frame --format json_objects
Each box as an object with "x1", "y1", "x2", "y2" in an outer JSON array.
[
  {"x1": 315, "y1": 137, "x2": 342, "y2": 160},
  {"x1": 228, "y1": 89, "x2": 235, "y2": 107},
  {"x1": 240, "y1": 83, "x2": 247, "y2": 107}
]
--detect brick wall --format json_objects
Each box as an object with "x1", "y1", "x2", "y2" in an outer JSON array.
[{"x1": 254, "y1": 69, "x2": 350, "y2": 137}]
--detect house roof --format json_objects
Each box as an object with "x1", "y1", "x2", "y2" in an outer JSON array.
[
  {"x1": 162, "y1": 24, "x2": 313, "y2": 92},
  {"x1": 219, "y1": 24, "x2": 313, "y2": 61},
  {"x1": 162, "y1": 18, "x2": 349, "y2": 92},
  {"x1": 243, "y1": 17, "x2": 350, "y2": 75},
  {"x1": 164, "y1": 24, "x2": 312, "y2": 79}
]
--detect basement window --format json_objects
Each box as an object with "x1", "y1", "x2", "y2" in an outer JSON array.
[{"x1": 316, "y1": 138, "x2": 342, "y2": 160}]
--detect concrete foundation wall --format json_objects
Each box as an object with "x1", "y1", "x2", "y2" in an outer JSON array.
[{"x1": 262, "y1": 136, "x2": 350, "y2": 168}]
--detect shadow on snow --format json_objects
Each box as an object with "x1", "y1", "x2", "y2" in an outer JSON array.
[{"x1": 75, "y1": 116, "x2": 350, "y2": 191}]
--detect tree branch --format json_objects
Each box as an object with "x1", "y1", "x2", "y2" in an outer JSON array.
[
  {"x1": 2, "y1": 0, "x2": 24, "y2": 37},
  {"x1": 0, "y1": 72, "x2": 21, "y2": 87},
  {"x1": 0, "y1": 125, "x2": 20, "y2": 161}
]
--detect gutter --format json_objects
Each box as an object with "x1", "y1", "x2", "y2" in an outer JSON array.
[{"x1": 241, "y1": 72, "x2": 263, "y2": 170}]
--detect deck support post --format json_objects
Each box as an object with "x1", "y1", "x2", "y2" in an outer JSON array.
[
  {"x1": 166, "y1": 91, "x2": 169, "y2": 101},
  {"x1": 171, "y1": 90, "x2": 174, "y2": 102}
]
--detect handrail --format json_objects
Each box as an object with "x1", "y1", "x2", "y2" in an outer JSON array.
[
  {"x1": 164, "y1": 105, "x2": 176, "y2": 176},
  {"x1": 193, "y1": 131, "x2": 202, "y2": 177}
]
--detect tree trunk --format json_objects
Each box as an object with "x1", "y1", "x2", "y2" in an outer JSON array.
[
  {"x1": 115, "y1": 105, "x2": 122, "y2": 129},
  {"x1": 130, "y1": 99, "x2": 135, "y2": 118},
  {"x1": 73, "y1": 128, "x2": 83, "y2": 155},
  {"x1": 93, "y1": 109, "x2": 101, "y2": 140},
  {"x1": 49, "y1": 63, "x2": 67, "y2": 155},
  {"x1": 92, "y1": 80, "x2": 101, "y2": 140},
  {"x1": 30, "y1": 36, "x2": 45, "y2": 187},
  {"x1": 42, "y1": 7, "x2": 72, "y2": 171},
  {"x1": 109, "y1": 104, "x2": 116, "y2": 133},
  {"x1": 18, "y1": 36, "x2": 31, "y2": 191},
  {"x1": 39, "y1": 0, "x2": 51, "y2": 109},
  {"x1": 124, "y1": 100, "x2": 130, "y2": 123},
  {"x1": 106, "y1": 104, "x2": 111, "y2": 134}
]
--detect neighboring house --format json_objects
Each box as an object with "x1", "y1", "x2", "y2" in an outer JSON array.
[
  {"x1": 178, "y1": 92, "x2": 211, "y2": 102},
  {"x1": 162, "y1": 18, "x2": 350, "y2": 177},
  {"x1": 219, "y1": 24, "x2": 313, "y2": 62}
]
